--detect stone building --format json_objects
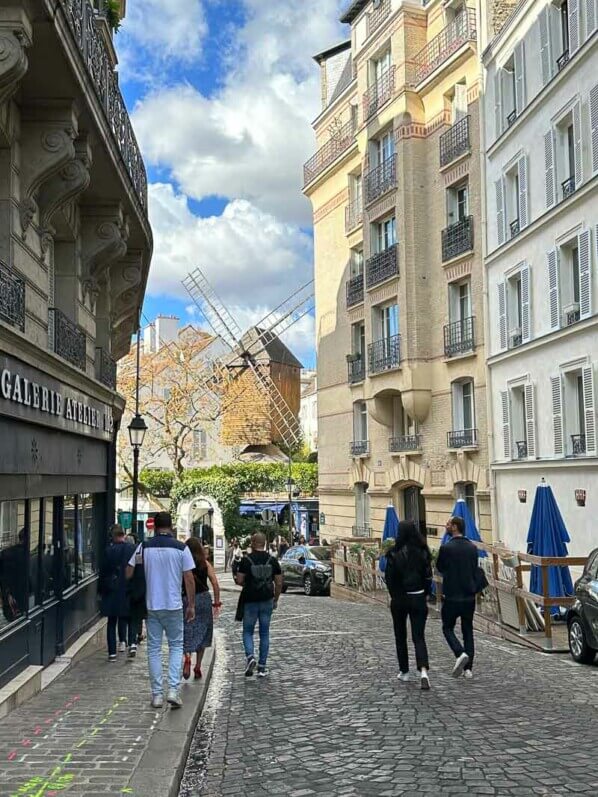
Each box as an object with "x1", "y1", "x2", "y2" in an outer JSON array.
[
  {"x1": 299, "y1": 369, "x2": 318, "y2": 455},
  {"x1": 0, "y1": 1, "x2": 151, "y2": 685}
]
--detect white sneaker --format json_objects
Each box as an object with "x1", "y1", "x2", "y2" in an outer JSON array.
[
  {"x1": 397, "y1": 672, "x2": 410, "y2": 682},
  {"x1": 420, "y1": 669, "x2": 431, "y2": 690},
  {"x1": 167, "y1": 689, "x2": 183, "y2": 709},
  {"x1": 463, "y1": 669, "x2": 474, "y2": 680},
  {"x1": 128, "y1": 645, "x2": 137, "y2": 658},
  {"x1": 151, "y1": 694, "x2": 164, "y2": 709},
  {"x1": 452, "y1": 652, "x2": 470, "y2": 678},
  {"x1": 119, "y1": 641, "x2": 127, "y2": 653}
]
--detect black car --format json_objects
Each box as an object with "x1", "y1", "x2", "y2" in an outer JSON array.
[
  {"x1": 567, "y1": 547, "x2": 598, "y2": 664},
  {"x1": 280, "y1": 545, "x2": 332, "y2": 596}
]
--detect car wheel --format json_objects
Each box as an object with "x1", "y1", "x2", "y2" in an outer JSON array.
[
  {"x1": 568, "y1": 617, "x2": 597, "y2": 664},
  {"x1": 303, "y1": 574, "x2": 314, "y2": 596}
]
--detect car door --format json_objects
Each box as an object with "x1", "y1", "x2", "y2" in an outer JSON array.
[
  {"x1": 282, "y1": 549, "x2": 298, "y2": 586},
  {"x1": 296, "y1": 546, "x2": 309, "y2": 581},
  {"x1": 580, "y1": 551, "x2": 598, "y2": 647}
]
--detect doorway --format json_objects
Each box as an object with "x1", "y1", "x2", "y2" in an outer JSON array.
[{"x1": 403, "y1": 486, "x2": 426, "y2": 535}]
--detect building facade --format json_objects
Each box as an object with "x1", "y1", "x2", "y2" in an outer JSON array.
[
  {"x1": 306, "y1": 0, "x2": 505, "y2": 543},
  {"x1": 0, "y1": 1, "x2": 151, "y2": 685},
  {"x1": 483, "y1": 0, "x2": 598, "y2": 556},
  {"x1": 299, "y1": 369, "x2": 318, "y2": 455}
]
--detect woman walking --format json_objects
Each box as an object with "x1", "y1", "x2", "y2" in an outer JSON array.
[
  {"x1": 99, "y1": 525, "x2": 136, "y2": 660},
  {"x1": 182, "y1": 538, "x2": 221, "y2": 680},
  {"x1": 385, "y1": 520, "x2": 433, "y2": 690}
]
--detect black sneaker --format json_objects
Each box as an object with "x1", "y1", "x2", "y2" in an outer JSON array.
[
  {"x1": 244, "y1": 656, "x2": 257, "y2": 677},
  {"x1": 257, "y1": 666, "x2": 268, "y2": 678}
]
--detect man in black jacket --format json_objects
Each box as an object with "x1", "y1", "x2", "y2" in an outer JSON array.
[{"x1": 436, "y1": 516, "x2": 478, "y2": 678}]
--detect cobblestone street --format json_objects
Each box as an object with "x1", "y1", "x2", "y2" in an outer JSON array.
[{"x1": 180, "y1": 593, "x2": 598, "y2": 797}]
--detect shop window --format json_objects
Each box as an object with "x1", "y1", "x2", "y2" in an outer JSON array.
[
  {"x1": 41, "y1": 499, "x2": 55, "y2": 601},
  {"x1": 63, "y1": 495, "x2": 77, "y2": 590},
  {"x1": 0, "y1": 500, "x2": 27, "y2": 630},
  {"x1": 79, "y1": 494, "x2": 99, "y2": 580},
  {"x1": 29, "y1": 500, "x2": 41, "y2": 610}
]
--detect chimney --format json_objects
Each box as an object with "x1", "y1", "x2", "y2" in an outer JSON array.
[
  {"x1": 155, "y1": 316, "x2": 179, "y2": 350},
  {"x1": 143, "y1": 323, "x2": 156, "y2": 354}
]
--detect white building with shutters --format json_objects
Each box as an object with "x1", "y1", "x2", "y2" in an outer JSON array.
[{"x1": 482, "y1": 0, "x2": 598, "y2": 557}]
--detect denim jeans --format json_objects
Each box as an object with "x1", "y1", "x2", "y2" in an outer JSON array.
[
  {"x1": 107, "y1": 616, "x2": 134, "y2": 656},
  {"x1": 146, "y1": 609, "x2": 184, "y2": 696},
  {"x1": 242, "y1": 600, "x2": 273, "y2": 667}
]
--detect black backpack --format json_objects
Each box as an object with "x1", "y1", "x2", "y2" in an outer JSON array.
[{"x1": 247, "y1": 554, "x2": 274, "y2": 597}]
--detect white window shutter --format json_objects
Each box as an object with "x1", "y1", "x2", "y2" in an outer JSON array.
[
  {"x1": 551, "y1": 375, "x2": 564, "y2": 456},
  {"x1": 521, "y1": 264, "x2": 531, "y2": 343},
  {"x1": 495, "y1": 177, "x2": 506, "y2": 246},
  {"x1": 573, "y1": 101, "x2": 583, "y2": 188},
  {"x1": 544, "y1": 129, "x2": 556, "y2": 209},
  {"x1": 500, "y1": 391, "x2": 511, "y2": 459},
  {"x1": 586, "y1": 0, "x2": 597, "y2": 38},
  {"x1": 514, "y1": 41, "x2": 526, "y2": 113},
  {"x1": 454, "y1": 83, "x2": 468, "y2": 121},
  {"x1": 524, "y1": 382, "x2": 536, "y2": 459},
  {"x1": 498, "y1": 281, "x2": 507, "y2": 350},
  {"x1": 547, "y1": 248, "x2": 560, "y2": 329},
  {"x1": 569, "y1": 0, "x2": 581, "y2": 53},
  {"x1": 582, "y1": 365, "x2": 596, "y2": 455},
  {"x1": 539, "y1": 7, "x2": 552, "y2": 85},
  {"x1": 494, "y1": 70, "x2": 502, "y2": 139},
  {"x1": 518, "y1": 155, "x2": 529, "y2": 229},
  {"x1": 590, "y1": 83, "x2": 598, "y2": 176},
  {"x1": 578, "y1": 229, "x2": 592, "y2": 319}
]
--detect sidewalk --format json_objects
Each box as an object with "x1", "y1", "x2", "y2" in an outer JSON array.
[{"x1": 0, "y1": 635, "x2": 214, "y2": 797}]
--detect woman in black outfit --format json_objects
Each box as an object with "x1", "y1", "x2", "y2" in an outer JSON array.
[{"x1": 385, "y1": 520, "x2": 433, "y2": 690}]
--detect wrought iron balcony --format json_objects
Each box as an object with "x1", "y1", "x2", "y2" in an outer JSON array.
[
  {"x1": 515, "y1": 440, "x2": 528, "y2": 460},
  {"x1": 411, "y1": 9, "x2": 477, "y2": 86},
  {"x1": 439, "y1": 115, "x2": 470, "y2": 167},
  {"x1": 510, "y1": 218, "x2": 520, "y2": 238},
  {"x1": 49, "y1": 308, "x2": 86, "y2": 371},
  {"x1": 0, "y1": 263, "x2": 25, "y2": 332},
  {"x1": 364, "y1": 155, "x2": 397, "y2": 204},
  {"x1": 441, "y1": 215, "x2": 474, "y2": 261},
  {"x1": 447, "y1": 428, "x2": 478, "y2": 449},
  {"x1": 303, "y1": 119, "x2": 356, "y2": 186},
  {"x1": 368, "y1": 334, "x2": 401, "y2": 374},
  {"x1": 571, "y1": 434, "x2": 586, "y2": 456},
  {"x1": 350, "y1": 440, "x2": 370, "y2": 457},
  {"x1": 345, "y1": 197, "x2": 363, "y2": 233},
  {"x1": 352, "y1": 525, "x2": 372, "y2": 538},
  {"x1": 59, "y1": 0, "x2": 147, "y2": 210},
  {"x1": 389, "y1": 434, "x2": 421, "y2": 453},
  {"x1": 346, "y1": 273, "x2": 365, "y2": 307},
  {"x1": 363, "y1": 66, "x2": 396, "y2": 120},
  {"x1": 347, "y1": 356, "x2": 366, "y2": 384},
  {"x1": 366, "y1": 0, "x2": 390, "y2": 37},
  {"x1": 96, "y1": 347, "x2": 117, "y2": 390},
  {"x1": 509, "y1": 328, "x2": 522, "y2": 348},
  {"x1": 557, "y1": 49, "x2": 570, "y2": 71},
  {"x1": 366, "y1": 244, "x2": 398, "y2": 289},
  {"x1": 444, "y1": 316, "x2": 475, "y2": 357},
  {"x1": 507, "y1": 109, "x2": 517, "y2": 127},
  {"x1": 562, "y1": 176, "x2": 576, "y2": 200},
  {"x1": 564, "y1": 305, "x2": 580, "y2": 326}
]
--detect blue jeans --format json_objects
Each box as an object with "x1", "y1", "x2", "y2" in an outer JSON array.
[
  {"x1": 146, "y1": 609, "x2": 184, "y2": 696},
  {"x1": 242, "y1": 600, "x2": 273, "y2": 667}
]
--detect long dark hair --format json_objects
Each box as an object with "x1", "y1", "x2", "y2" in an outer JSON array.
[
  {"x1": 186, "y1": 537, "x2": 207, "y2": 570},
  {"x1": 395, "y1": 520, "x2": 429, "y2": 552}
]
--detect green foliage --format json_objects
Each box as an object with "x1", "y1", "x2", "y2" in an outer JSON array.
[
  {"x1": 381, "y1": 538, "x2": 396, "y2": 555},
  {"x1": 181, "y1": 462, "x2": 318, "y2": 497},
  {"x1": 104, "y1": 0, "x2": 122, "y2": 31},
  {"x1": 171, "y1": 473, "x2": 241, "y2": 529},
  {"x1": 139, "y1": 468, "x2": 175, "y2": 498}
]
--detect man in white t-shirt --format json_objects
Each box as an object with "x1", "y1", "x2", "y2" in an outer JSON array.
[{"x1": 127, "y1": 512, "x2": 195, "y2": 709}]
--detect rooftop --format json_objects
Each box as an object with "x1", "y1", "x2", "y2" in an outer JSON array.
[{"x1": 339, "y1": 0, "x2": 369, "y2": 24}]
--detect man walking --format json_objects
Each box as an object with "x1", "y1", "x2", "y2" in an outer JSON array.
[
  {"x1": 99, "y1": 525, "x2": 135, "y2": 660},
  {"x1": 436, "y1": 515, "x2": 478, "y2": 679},
  {"x1": 236, "y1": 532, "x2": 282, "y2": 678},
  {"x1": 127, "y1": 512, "x2": 195, "y2": 708}
]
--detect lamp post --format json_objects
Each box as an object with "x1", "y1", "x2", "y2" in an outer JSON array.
[
  {"x1": 128, "y1": 328, "x2": 147, "y2": 539},
  {"x1": 286, "y1": 467, "x2": 295, "y2": 545}
]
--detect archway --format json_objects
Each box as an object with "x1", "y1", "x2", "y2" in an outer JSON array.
[{"x1": 175, "y1": 494, "x2": 225, "y2": 569}]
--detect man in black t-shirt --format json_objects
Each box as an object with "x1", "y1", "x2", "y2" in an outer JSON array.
[{"x1": 236, "y1": 532, "x2": 282, "y2": 678}]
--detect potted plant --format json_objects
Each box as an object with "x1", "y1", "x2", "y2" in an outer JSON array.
[{"x1": 104, "y1": 0, "x2": 121, "y2": 32}]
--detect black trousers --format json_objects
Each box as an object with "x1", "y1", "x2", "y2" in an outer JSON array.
[
  {"x1": 390, "y1": 593, "x2": 429, "y2": 673},
  {"x1": 441, "y1": 599, "x2": 475, "y2": 669},
  {"x1": 107, "y1": 616, "x2": 134, "y2": 655}
]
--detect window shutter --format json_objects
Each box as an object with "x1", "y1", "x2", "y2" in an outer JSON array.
[
  {"x1": 551, "y1": 375, "x2": 564, "y2": 456},
  {"x1": 454, "y1": 83, "x2": 468, "y2": 122},
  {"x1": 494, "y1": 70, "x2": 502, "y2": 138},
  {"x1": 498, "y1": 281, "x2": 507, "y2": 350},
  {"x1": 544, "y1": 129, "x2": 556, "y2": 209},
  {"x1": 573, "y1": 101, "x2": 583, "y2": 188},
  {"x1": 539, "y1": 7, "x2": 552, "y2": 85},
  {"x1": 547, "y1": 248, "x2": 560, "y2": 329},
  {"x1": 518, "y1": 155, "x2": 529, "y2": 229},
  {"x1": 586, "y1": 0, "x2": 597, "y2": 38},
  {"x1": 590, "y1": 83, "x2": 598, "y2": 176},
  {"x1": 524, "y1": 382, "x2": 536, "y2": 459},
  {"x1": 578, "y1": 229, "x2": 592, "y2": 319},
  {"x1": 514, "y1": 41, "x2": 526, "y2": 113},
  {"x1": 521, "y1": 264, "x2": 531, "y2": 343},
  {"x1": 495, "y1": 177, "x2": 506, "y2": 246},
  {"x1": 582, "y1": 365, "x2": 596, "y2": 455},
  {"x1": 500, "y1": 391, "x2": 511, "y2": 460},
  {"x1": 569, "y1": 0, "x2": 581, "y2": 53}
]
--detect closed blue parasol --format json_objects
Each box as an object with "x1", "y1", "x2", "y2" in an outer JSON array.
[
  {"x1": 526, "y1": 479, "x2": 574, "y2": 613},
  {"x1": 441, "y1": 498, "x2": 487, "y2": 557},
  {"x1": 378, "y1": 504, "x2": 399, "y2": 573}
]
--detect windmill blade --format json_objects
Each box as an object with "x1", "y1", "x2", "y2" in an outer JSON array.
[
  {"x1": 182, "y1": 267, "x2": 244, "y2": 350},
  {"x1": 246, "y1": 360, "x2": 302, "y2": 449},
  {"x1": 244, "y1": 280, "x2": 315, "y2": 361}
]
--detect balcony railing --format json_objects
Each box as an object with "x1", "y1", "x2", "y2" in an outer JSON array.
[
  {"x1": 441, "y1": 215, "x2": 474, "y2": 261},
  {"x1": 350, "y1": 440, "x2": 370, "y2": 457},
  {"x1": 364, "y1": 155, "x2": 397, "y2": 204},
  {"x1": 59, "y1": 0, "x2": 147, "y2": 210},
  {"x1": 352, "y1": 525, "x2": 372, "y2": 537},
  {"x1": 562, "y1": 176, "x2": 576, "y2": 200},
  {"x1": 347, "y1": 357, "x2": 366, "y2": 384},
  {"x1": 366, "y1": 0, "x2": 390, "y2": 37},
  {"x1": 0, "y1": 263, "x2": 25, "y2": 332},
  {"x1": 49, "y1": 308, "x2": 86, "y2": 371},
  {"x1": 515, "y1": 440, "x2": 528, "y2": 460},
  {"x1": 368, "y1": 334, "x2": 401, "y2": 374},
  {"x1": 389, "y1": 434, "x2": 421, "y2": 453},
  {"x1": 447, "y1": 428, "x2": 478, "y2": 449},
  {"x1": 510, "y1": 218, "x2": 520, "y2": 238},
  {"x1": 366, "y1": 244, "x2": 398, "y2": 288},
  {"x1": 363, "y1": 66, "x2": 396, "y2": 120},
  {"x1": 96, "y1": 347, "x2": 117, "y2": 389},
  {"x1": 557, "y1": 49, "x2": 570, "y2": 71},
  {"x1": 571, "y1": 434, "x2": 586, "y2": 456},
  {"x1": 439, "y1": 115, "x2": 470, "y2": 167},
  {"x1": 345, "y1": 197, "x2": 363, "y2": 233},
  {"x1": 565, "y1": 306, "x2": 580, "y2": 326},
  {"x1": 303, "y1": 119, "x2": 356, "y2": 186},
  {"x1": 443, "y1": 316, "x2": 475, "y2": 357},
  {"x1": 411, "y1": 9, "x2": 477, "y2": 86},
  {"x1": 509, "y1": 329, "x2": 522, "y2": 348},
  {"x1": 507, "y1": 109, "x2": 517, "y2": 127},
  {"x1": 346, "y1": 273, "x2": 365, "y2": 307}
]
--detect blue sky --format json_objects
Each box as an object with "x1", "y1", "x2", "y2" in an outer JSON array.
[{"x1": 116, "y1": 0, "x2": 347, "y2": 369}]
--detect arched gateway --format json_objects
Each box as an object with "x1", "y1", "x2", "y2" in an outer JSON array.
[{"x1": 175, "y1": 494, "x2": 226, "y2": 570}]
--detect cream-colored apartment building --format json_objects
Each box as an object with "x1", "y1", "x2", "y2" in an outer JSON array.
[{"x1": 305, "y1": 0, "x2": 514, "y2": 543}]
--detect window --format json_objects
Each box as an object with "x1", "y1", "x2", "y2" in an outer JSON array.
[
  {"x1": 0, "y1": 500, "x2": 27, "y2": 630},
  {"x1": 451, "y1": 82, "x2": 468, "y2": 123},
  {"x1": 29, "y1": 500, "x2": 41, "y2": 609},
  {"x1": 374, "y1": 216, "x2": 396, "y2": 253},
  {"x1": 371, "y1": 50, "x2": 391, "y2": 85},
  {"x1": 498, "y1": 264, "x2": 530, "y2": 349},
  {"x1": 353, "y1": 401, "x2": 368, "y2": 442},
  {"x1": 352, "y1": 322, "x2": 365, "y2": 357},
  {"x1": 78, "y1": 494, "x2": 99, "y2": 580},
  {"x1": 374, "y1": 131, "x2": 394, "y2": 167},
  {"x1": 561, "y1": 0, "x2": 570, "y2": 53},
  {"x1": 192, "y1": 429, "x2": 207, "y2": 461},
  {"x1": 551, "y1": 364, "x2": 596, "y2": 456},
  {"x1": 350, "y1": 248, "x2": 364, "y2": 277},
  {"x1": 546, "y1": 102, "x2": 581, "y2": 207},
  {"x1": 63, "y1": 495, "x2": 77, "y2": 589},
  {"x1": 449, "y1": 280, "x2": 471, "y2": 324},
  {"x1": 373, "y1": 302, "x2": 399, "y2": 342},
  {"x1": 446, "y1": 180, "x2": 469, "y2": 225},
  {"x1": 501, "y1": 381, "x2": 536, "y2": 460},
  {"x1": 456, "y1": 483, "x2": 477, "y2": 523},
  {"x1": 548, "y1": 231, "x2": 591, "y2": 329},
  {"x1": 494, "y1": 42, "x2": 525, "y2": 135},
  {"x1": 392, "y1": 396, "x2": 417, "y2": 437},
  {"x1": 350, "y1": 173, "x2": 362, "y2": 206},
  {"x1": 41, "y1": 499, "x2": 55, "y2": 601},
  {"x1": 354, "y1": 483, "x2": 370, "y2": 532},
  {"x1": 450, "y1": 379, "x2": 476, "y2": 447},
  {"x1": 496, "y1": 155, "x2": 528, "y2": 244}
]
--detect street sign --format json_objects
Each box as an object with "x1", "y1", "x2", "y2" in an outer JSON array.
[
  {"x1": 146, "y1": 517, "x2": 155, "y2": 531},
  {"x1": 119, "y1": 511, "x2": 132, "y2": 530}
]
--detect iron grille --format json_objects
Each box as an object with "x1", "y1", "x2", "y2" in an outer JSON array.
[
  {"x1": 565, "y1": 307, "x2": 580, "y2": 326},
  {"x1": 510, "y1": 218, "x2": 520, "y2": 238},
  {"x1": 364, "y1": 154, "x2": 397, "y2": 204},
  {"x1": 410, "y1": 9, "x2": 476, "y2": 86},
  {"x1": 368, "y1": 334, "x2": 401, "y2": 374},
  {"x1": 557, "y1": 49, "x2": 570, "y2": 71},
  {"x1": 363, "y1": 66, "x2": 395, "y2": 120},
  {"x1": 346, "y1": 274, "x2": 365, "y2": 307},
  {"x1": 507, "y1": 109, "x2": 517, "y2": 126},
  {"x1": 571, "y1": 434, "x2": 586, "y2": 456},
  {"x1": 350, "y1": 440, "x2": 370, "y2": 457},
  {"x1": 348, "y1": 357, "x2": 366, "y2": 384},
  {"x1": 562, "y1": 176, "x2": 575, "y2": 200},
  {"x1": 352, "y1": 525, "x2": 372, "y2": 537},
  {"x1": 96, "y1": 347, "x2": 117, "y2": 389},
  {"x1": 303, "y1": 119, "x2": 356, "y2": 186},
  {"x1": 345, "y1": 197, "x2": 363, "y2": 233},
  {"x1": 366, "y1": 244, "x2": 398, "y2": 288},
  {"x1": 515, "y1": 440, "x2": 528, "y2": 459},
  {"x1": 389, "y1": 435, "x2": 421, "y2": 452},
  {"x1": 0, "y1": 263, "x2": 25, "y2": 332},
  {"x1": 50, "y1": 308, "x2": 86, "y2": 371},
  {"x1": 441, "y1": 215, "x2": 473, "y2": 261},
  {"x1": 447, "y1": 429, "x2": 478, "y2": 448},
  {"x1": 443, "y1": 316, "x2": 475, "y2": 357},
  {"x1": 439, "y1": 115, "x2": 470, "y2": 167}
]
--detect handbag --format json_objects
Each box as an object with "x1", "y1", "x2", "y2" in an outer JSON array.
[
  {"x1": 235, "y1": 591, "x2": 245, "y2": 622},
  {"x1": 475, "y1": 565, "x2": 489, "y2": 594}
]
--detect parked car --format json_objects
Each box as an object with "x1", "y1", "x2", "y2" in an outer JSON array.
[
  {"x1": 567, "y1": 547, "x2": 598, "y2": 664},
  {"x1": 281, "y1": 545, "x2": 332, "y2": 596}
]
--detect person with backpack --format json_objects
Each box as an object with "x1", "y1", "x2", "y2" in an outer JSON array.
[
  {"x1": 99, "y1": 525, "x2": 136, "y2": 660},
  {"x1": 384, "y1": 520, "x2": 433, "y2": 690},
  {"x1": 235, "y1": 531, "x2": 283, "y2": 678}
]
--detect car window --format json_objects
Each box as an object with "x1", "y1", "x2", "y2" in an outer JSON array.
[
  {"x1": 283, "y1": 550, "x2": 296, "y2": 560},
  {"x1": 308, "y1": 547, "x2": 331, "y2": 561},
  {"x1": 587, "y1": 550, "x2": 598, "y2": 580}
]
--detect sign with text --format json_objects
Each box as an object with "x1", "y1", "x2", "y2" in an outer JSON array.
[{"x1": 145, "y1": 517, "x2": 155, "y2": 531}]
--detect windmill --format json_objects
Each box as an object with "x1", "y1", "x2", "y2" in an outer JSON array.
[{"x1": 182, "y1": 267, "x2": 314, "y2": 452}]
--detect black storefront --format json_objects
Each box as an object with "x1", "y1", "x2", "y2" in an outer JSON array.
[{"x1": 0, "y1": 353, "x2": 118, "y2": 688}]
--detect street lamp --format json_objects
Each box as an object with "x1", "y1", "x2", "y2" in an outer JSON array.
[
  {"x1": 285, "y1": 474, "x2": 295, "y2": 544},
  {"x1": 128, "y1": 413, "x2": 147, "y2": 539}
]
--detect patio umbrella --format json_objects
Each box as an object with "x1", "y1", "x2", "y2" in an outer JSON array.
[
  {"x1": 526, "y1": 479, "x2": 574, "y2": 613},
  {"x1": 378, "y1": 504, "x2": 399, "y2": 573},
  {"x1": 441, "y1": 498, "x2": 487, "y2": 557}
]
